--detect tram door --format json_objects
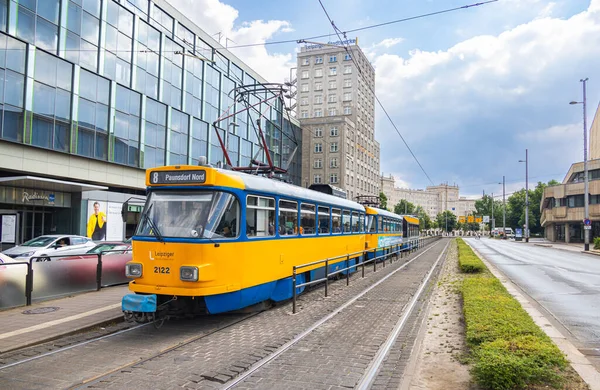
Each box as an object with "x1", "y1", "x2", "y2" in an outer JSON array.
[{"x1": 22, "y1": 211, "x2": 53, "y2": 242}]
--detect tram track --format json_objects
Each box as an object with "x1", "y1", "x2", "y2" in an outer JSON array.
[
  {"x1": 222, "y1": 239, "x2": 448, "y2": 389},
  {"x1": 0, "y1": 238, "x2": 444, "y2": 390}
]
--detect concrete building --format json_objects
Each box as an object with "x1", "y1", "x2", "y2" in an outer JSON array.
[
  {"x1": 541, "y1": 101, "x2": 600, "y2": 243},
  {"x1": 381, "y1": 175, "x2": 477, "y2": 219},
  {"x1": 297, "y1": 39, "x2": 380, "y2": 201},
  {"x1": 0, "y1": 0, "x2": 301, "y2": 249}
]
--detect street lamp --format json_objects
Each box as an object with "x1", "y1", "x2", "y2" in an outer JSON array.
[
  {"x1": 570, "y1": 77, "x2": 590, "y2": 251},
  {"x1": 519, "y1": 149, "x2": 529, "y2": 242},
  {"x1": 498, "y1": 177, "x2": 506, "y2": 238}
]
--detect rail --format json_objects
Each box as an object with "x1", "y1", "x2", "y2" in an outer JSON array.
[
  {"x1": 0, "y1": 249, "x2": 131, "y2": 308},
  {"x1": 291, "y1": 235, "x2": 441, "y2": 313}
]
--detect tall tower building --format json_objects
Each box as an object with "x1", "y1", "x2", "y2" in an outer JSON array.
[{"x1": 297, "y1": 40, "x2": 380, "y2": 201}]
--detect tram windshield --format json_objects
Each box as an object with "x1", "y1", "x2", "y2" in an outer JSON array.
[{"x1": 135, "y1": 191, "x2": 240, "y2": 239}]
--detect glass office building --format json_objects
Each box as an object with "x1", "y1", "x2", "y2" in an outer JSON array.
[{"x1": 0, "y1": 0, "x2": 302, "y2": 246}]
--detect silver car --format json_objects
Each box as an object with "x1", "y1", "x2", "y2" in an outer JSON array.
[{"x1": 1, "y1": 235, "x2": 97, "y2": 262}]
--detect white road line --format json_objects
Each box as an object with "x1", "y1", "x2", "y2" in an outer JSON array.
[{"x1": 0, "y1": 303, "x2": 121, "y2": 340}]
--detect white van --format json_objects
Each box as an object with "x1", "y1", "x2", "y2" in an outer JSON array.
[{"x1": 504, "y1": 227, "x2": 514, "y2": 238}]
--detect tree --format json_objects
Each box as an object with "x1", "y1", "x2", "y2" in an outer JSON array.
[
  {"x1": 505, "y1": 180, "x2": 557, "y2": 234},
  {"x1": 415, "y1": 206, "x2": 432, "y2": 230},
  {"x1": 394, "y1": 199, "x2": 415, "y2": 215},
  {"x1": 474, "y1": 194, "x2": 504, "y2": 232},
  {"x1": 436, "y1": 210, "x2": 457, "y2": 232},
  {"x1": 379, "y1": 192, "x2": 388, "y2": 210}
]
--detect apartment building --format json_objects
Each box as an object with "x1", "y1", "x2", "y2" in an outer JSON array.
[{"x1": 297, "y1": 40, "x2": 380, "y2": 201}]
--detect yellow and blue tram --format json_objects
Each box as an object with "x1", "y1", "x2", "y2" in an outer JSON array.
[
  {"x1": 364, "y1": 207, "x2": 420, "y2": 260},
  {"x1": 121, "y1": 164, "x2": 419, "y2": 317}
]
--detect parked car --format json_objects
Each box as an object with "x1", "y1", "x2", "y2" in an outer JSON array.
[{"x1": 1, "y1": 235, "x2": 96, "y2": 262}]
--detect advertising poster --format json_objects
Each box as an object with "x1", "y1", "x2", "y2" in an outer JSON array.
[
  {"x1": 1, "y1": 215, "x2": 16, "y2": 243},
  {"x1": 86, "y1": 200, "x2": 125, "y2": 241}
]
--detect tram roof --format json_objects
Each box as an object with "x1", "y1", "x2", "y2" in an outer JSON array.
[{"x1": 223, "y1": 169, "x2": 365, "y2": 211}]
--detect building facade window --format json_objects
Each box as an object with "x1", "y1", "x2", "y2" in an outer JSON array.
[
  {"x1": 17, "y1": 0, "x2": 61, "y2": 53},
  {"x1": 301, "y1": 110, "x2": 308, "y2": 118},
  {"x1": 183, "y1": 54, "x2": 203, "y2": 118},
  {"x1": 330, "y1": 173, "x2": 338, "y2": 183},
  {"x1": 344, "y1": 106, "x2": 352, "y2": 115},
  {"x1": 300, "y1": 98, "x2": 308, "y2": 106},
  {"x1": 144, "y1": 97, "x2": 167, "y2": 168},
  {"x1": 314, "y1": 174, "x2": 322, "y2": 184},
  {"x1": 77, "y1": 69, "x2": 110, "y2": 160},
  {"x1": 315, "y1": 56, "x2": 323, "y2": 64},
  {"x1": 344, "y1": 79, "x2": 352, "y2": 88},
  {"x1": 344, "y1": 65, "x2": 352, "y2": 74},
  {"x1": 104, "y1": 0, "x2": 134, "y2": 86},
  {"x1": 329, "y1": 55, "x2": 337, "y2": 63},
  {"x1": 315, "y1": 95, "x2": 323, "y2": 104},
  {"x1": 329, "y1": 67, "x2": 337, "y2": 76},
  {"x1": 151, "y1": 4, "x2": 174, "y2": 36},
  {"x1": 329, "y1": 81, "x2": 336, "y2": 89},
  {"x1": 0, "y1": 33, "x2": 27, "y2": 143},
  {"x1": 301, "y1": 83, "x2": 309, "y2": 92},
  {"x1": 343, "y1": 92, "x2": 352, "y2": 101},
  {"x1": 161, "y1": 37, "x2": 183, "y2": 109},
  {"x1": 169, "y1": 108, "x2": 189, "y2": 165},
  {"x1": 66, "y1": 0, "x2": 101, "y2": 71},
  {"x1": 301, "y1": 70, "x2": 309, "y2": 79},
  {"x1": 328, "y1": 94, "x2": 336, "y2": 103},
  {"x1": 314, "y1": 159, "x2": 322, "y2": 168},
  {"x1": 31, "y1": 50, "x2": 72, "y2": 152},
  {"x1": 330, "y1": 142, "x2": 338, "y2": 152},
  {"x1": 330, "y1": 158, "x2": 338, "y2": 168},
  {"x1": 328, "y1": 107, "x2": 337, "y2": 116},
  {"x1": 314, "y1": 127, "x2": 322, "y2": 137},
  {"x1": 315, "y1": 143, "x2": 322, "y2": 153},
  {"x1": 114, "y1": 85, "x2": 141, "y2": 166},
  {"x1": 344, "y1": 53, "x2": 351, "y2": 61},
  {"x1": 314, "y1": 108, "x2": 322, "y2": 117},
  {"x1": 315, "y1": 82, "x2": 322, "y2": 91},
  {"x1": 136, "y1": 19, "x2": 160, "y2": 99},
  {"x1": 302, "y1": 58, "x2": 309, "y2": 65},
  {"x1": 330, "y1": 126, "x2": 338, "y2": 136}
]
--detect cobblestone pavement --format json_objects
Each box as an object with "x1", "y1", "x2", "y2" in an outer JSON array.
[
  {"x1": 0, "y1": 238, "x2": 444, "y2": 390},
  {"x1": 231, "y1": 240, "x2": 448, "y2": 390}
]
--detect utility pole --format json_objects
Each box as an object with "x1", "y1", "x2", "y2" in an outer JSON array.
[
  {"x1": 502, "y1": 176, "x2": 506, "y2": 238},
  {"x1": 491, "y1": 192, "x2": 495, "y2": 234},
  {"x1": 525, "y1": 149, "x2": 529, "y2": 242}
]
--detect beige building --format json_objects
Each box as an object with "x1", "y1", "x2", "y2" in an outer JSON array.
[
  {"x1": 297, "y1": 41, "x2": 381, "y2": 201},
  {"x1": 541, "y1": 99, "x2": 600, "y2": 243},
  {"x1": 381, "y1": 175, "x2": 477, "y2": 219}
]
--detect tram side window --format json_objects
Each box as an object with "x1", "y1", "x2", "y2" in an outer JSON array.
[
  {"x1": 342, "y1": 210, "x2": 351, "y2": 233},
  {"x1": 301, "y1": 204, "x2": 316, "y2": 235},
  {"x1": 367, "y1": 215, "x2": 376, "y2": 232},
  {"x1": 279, "y1": 199, "x2": 298, "y2": 236},
  {"x1": 246, "y1": 196, "x2": 275, "y2": 237},
  {"x1": 318, "y1": 206, "x2": 330, "y2": 234},
  {"x1": 214, "y1": 195, "x2": 241, "y2": 238},
  {"x1": 359, "y1": 213, "x2": 365, "y2": 232},
  {"x1": 332, "y1": 208, "x2": 341, "y2": 233},
  {"x1": 378, "y1": 216, "x2": 383, "y2": 233},
  {"x1": 351, "y1": 212, "x2": 360, "y2": 232}
]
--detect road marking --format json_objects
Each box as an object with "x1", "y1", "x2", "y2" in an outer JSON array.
[{"x1": 0, "y1": 303, "x2": 121, "y2": 340}]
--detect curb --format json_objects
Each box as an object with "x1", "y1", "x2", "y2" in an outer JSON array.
[{"x1": 0, "y1": 315, "x2": 125, "y2": 355}]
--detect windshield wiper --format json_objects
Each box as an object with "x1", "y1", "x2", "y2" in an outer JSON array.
[{"x1": 141, "y1": 204, "x2": 165, "y2": 243}]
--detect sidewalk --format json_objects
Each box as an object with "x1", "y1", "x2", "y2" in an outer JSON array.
[
  {"x1": 528, "y1": 239, "x2": 600, "y2": 256},
  {"x1": 0, "y1": 285, "x2": 129, "y2": 353}
]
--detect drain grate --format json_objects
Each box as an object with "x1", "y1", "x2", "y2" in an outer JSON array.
[{"x1": 22, "y1": 307, "x2": 60, "y2": 315}]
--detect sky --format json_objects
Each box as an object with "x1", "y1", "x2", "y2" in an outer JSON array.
[{"x1": 167, "y1": 0, "x2": 600, "y2": 198}]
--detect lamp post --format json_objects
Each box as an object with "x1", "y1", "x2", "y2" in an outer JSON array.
[
  {"x1": 491, "y1": 192, "x2": 495, "y2": 234},
  {"x1": 498, "y1": 177, "x2": 506, "y2": 238},
  {"x1": 570, "y1": 77, "x2": 590, "y2": 251},
  {"x1": 519, "y1": 149, "x2": 529, "y2": 242}
]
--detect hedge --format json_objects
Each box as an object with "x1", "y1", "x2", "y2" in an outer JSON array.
[
  {"x1": 456, "y1": 238, "x2": 485, "y2": 273},
  {"x1": 459, "y1": 239, "x2": 568, "y2": 389}
]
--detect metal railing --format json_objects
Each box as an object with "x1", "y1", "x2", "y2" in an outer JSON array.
[
  {"x1": 291, "y1": 235, "x2": 441, "y2": 313},
  {"x1": 0, "y1": 249, "x2": 131, "y2": 308}
]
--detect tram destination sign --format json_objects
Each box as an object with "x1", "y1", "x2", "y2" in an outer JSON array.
[{"x1": 150, "y1": 170, "x2": 206, "y2": 185}]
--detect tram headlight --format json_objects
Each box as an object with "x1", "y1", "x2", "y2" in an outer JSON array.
[
  {"x1": 126, "y1": 263, "x2": 143, "y2": 278},
  {"x1": 180, "y1": 266, "x2": 198, "y2": 282}
]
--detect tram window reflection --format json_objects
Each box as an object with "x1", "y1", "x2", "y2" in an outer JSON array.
[
  {"x1": 246, "y1": 195, "x2": 275, "y2": 238},
  {"x1": 318, "y1": 206, "x2": 330, "y2": 234},
  {"x1": 300, "y1": 203, "x2": 316, "y2": 235},
  {"x1": 278, "y1": 199, "x2": 298, "y2": 236},
  {"x1": 332, "y1": 208, "x2": 341, "y2": 234}
]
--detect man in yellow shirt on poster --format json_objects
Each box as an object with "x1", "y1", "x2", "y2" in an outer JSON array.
[{"x1": 87, "y1": 201, "x2": 107, "y2": 240}]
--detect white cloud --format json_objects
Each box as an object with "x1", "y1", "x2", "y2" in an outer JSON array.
[
  {"x1": 370, "y1": 1, "x2": 600, "y2": 188},
  {"x1": 166, "y1": 0, "x2": 295, "y2": 83}
]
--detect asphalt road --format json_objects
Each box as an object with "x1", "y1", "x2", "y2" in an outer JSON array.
[{"x1": 466, "y1": 238, "x2": 600, "y2": 348}]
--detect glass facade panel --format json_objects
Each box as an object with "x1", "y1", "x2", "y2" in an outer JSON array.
[
  {"x1": 114, "y1": 85, "x2": 141, "y2": 166},
  {"x1": 0, "y1": 0, "x2": 7, "y2": 33},
  {"x1": 67, "y1": 1, "x2": 99, "y2": 71},
  {"x1": 77, "y1": 69, "x2": 110, "y2": 159},
  {"x1": 143, "y1": 97, "x2": 166, "y2": 168}
]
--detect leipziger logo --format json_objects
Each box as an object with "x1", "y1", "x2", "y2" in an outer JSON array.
[{"x1": 149, "y1": 251, "x2": 175, "y2": 260}]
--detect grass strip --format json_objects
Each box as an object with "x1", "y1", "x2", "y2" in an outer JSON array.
[{"x1": 458, "y1": 238, "x2": 568, "y2": 389}]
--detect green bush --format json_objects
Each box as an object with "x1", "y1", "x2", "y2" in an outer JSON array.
[
  {"x1": 594, "y1": 236, "x2": 600, "y2": 250},
  {"x1": 461, "y1": 255, "x2": 569, "y2": 389},
  {"x1": 456, "y1": 238, "x2": 485, "y2": 273}
]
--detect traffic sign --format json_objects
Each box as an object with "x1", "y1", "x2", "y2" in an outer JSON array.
[
  {"x1": 584, "y1": 225, "x2": 592, "y2": 230},
  {"x1": 584, "y1": 218, "x2": 591, "y2": 226}
]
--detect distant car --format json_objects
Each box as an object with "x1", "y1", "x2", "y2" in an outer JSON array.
[{"x1": 1, "y1": 235, "x2": 96, "y2": 262}]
